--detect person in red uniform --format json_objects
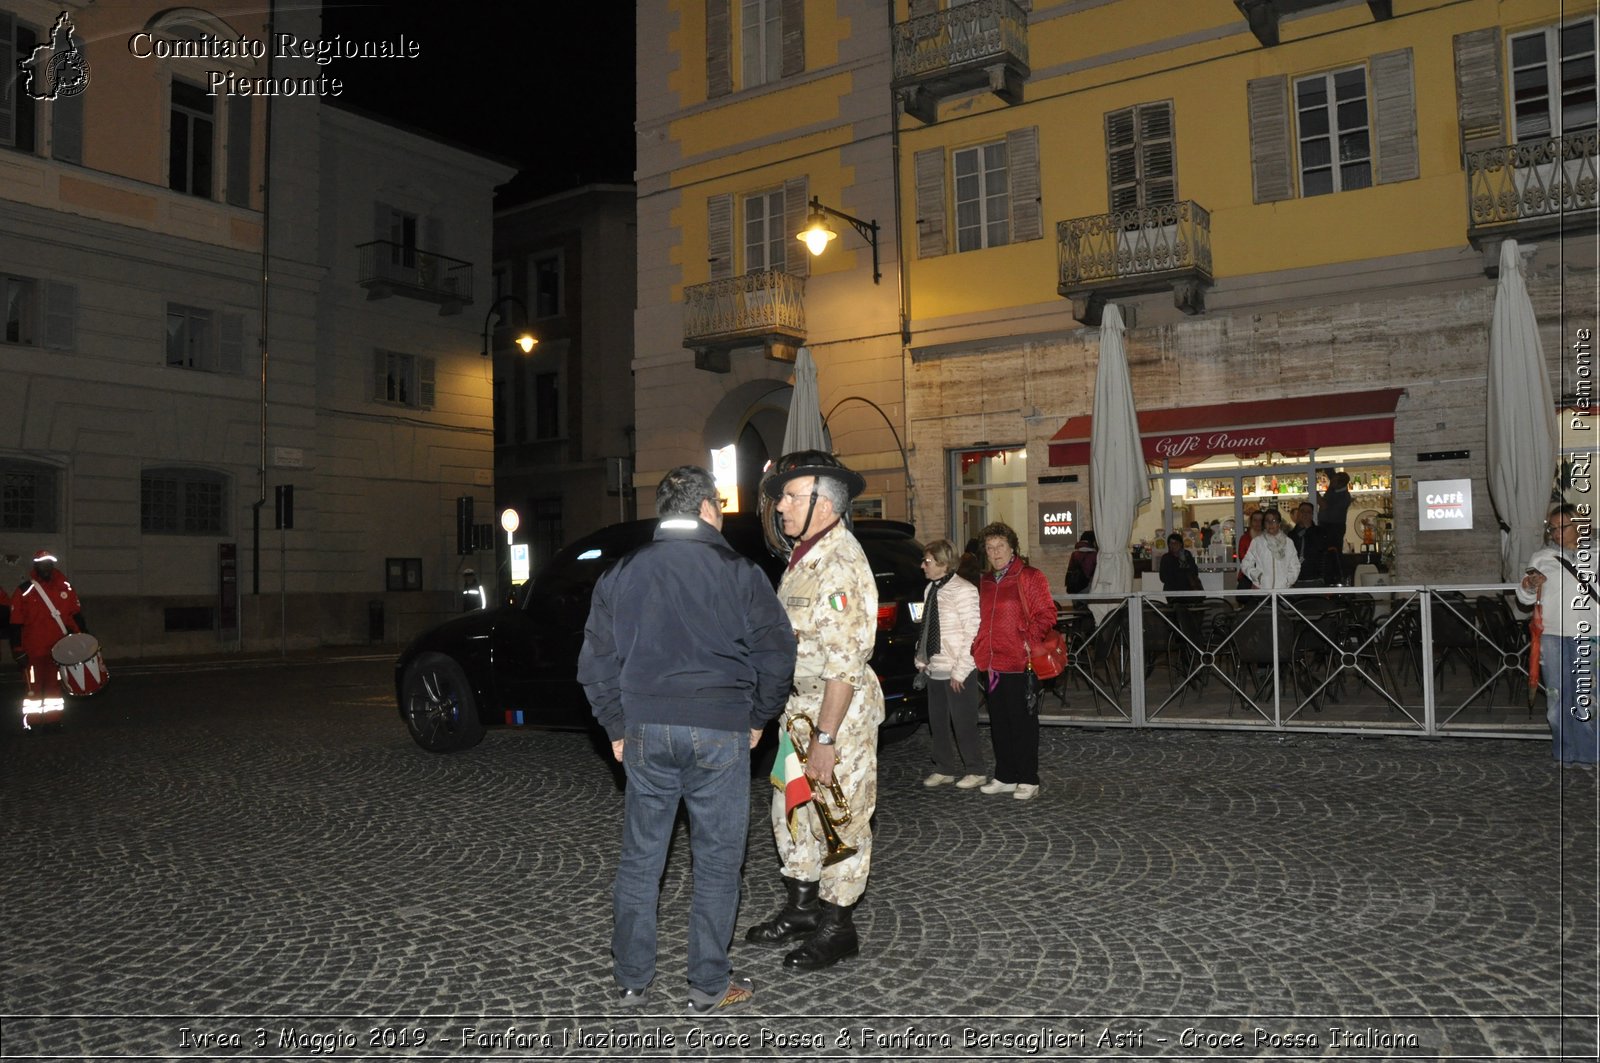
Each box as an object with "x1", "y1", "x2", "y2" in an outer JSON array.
[{"x1": 10, "y1": 550, "x2": 86, "y2": 729}]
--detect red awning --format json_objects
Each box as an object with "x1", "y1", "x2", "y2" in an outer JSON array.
[{"x1": 1048, "y1": 389, "x2": 1404, "y2": 468}]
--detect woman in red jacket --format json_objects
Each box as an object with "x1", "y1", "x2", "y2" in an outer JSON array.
[{"x1": 970, "y1": 522, "x2": 1056, "y2": 802}]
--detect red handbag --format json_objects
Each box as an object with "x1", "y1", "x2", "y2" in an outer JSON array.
[{"x1": 1019, "y1": 567, "x2": 1068, "y2": 680}]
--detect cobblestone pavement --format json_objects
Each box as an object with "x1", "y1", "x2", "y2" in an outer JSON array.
[{"x1": 1, "y1": 658, "x2": 1595, "y2": 1061}]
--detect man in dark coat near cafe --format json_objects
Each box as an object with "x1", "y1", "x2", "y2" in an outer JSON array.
[{"x1": 579, "y1": 465, "x2": 796, "y2": 1016}]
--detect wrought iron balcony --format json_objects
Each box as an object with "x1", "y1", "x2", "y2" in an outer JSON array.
[
  {"x1": 1234, "y1": 1, "x2": 1391, "y2": 48},
  {"x1": 1465, "y1": 131, "x2": 1598, "y2": 261},
  {"x1": 357, "y1": 240, "x2": 474, "y2": 315},
  {"x1": 683, "y1": 269, "x2": 806, "y2": 373},
  {"x1": 892, "y1": 0, "x2": 1029, "y2": 124},
  {"x1": 1057, "y1": 200, "x2": 1213, "y2": 326}
]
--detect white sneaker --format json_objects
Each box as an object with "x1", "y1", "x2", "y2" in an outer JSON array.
[
  {"x1": 1013, "y1": 783, "x2": 1041, "y2": 802},
  {"x1": 922, "y1": 772, "x2": 956, "y2": 788},
  {"x1": 979, "y1": 779, "x2": 1017, "y2": 794},
  {"x1": 955, "y1": 774, "x2": 987, "y2": 790}
]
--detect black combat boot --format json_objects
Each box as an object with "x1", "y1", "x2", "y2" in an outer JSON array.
[
  {"x1": 782, "y1": 899, "x2": 859, "y2": 969},
  {"x1": 744, "y1": 876, "x2": 821, "y2": 944}
]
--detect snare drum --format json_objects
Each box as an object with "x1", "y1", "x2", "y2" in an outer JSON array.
[{"x1": 52, "y1": 632, "x2": 109, "y2": 696}]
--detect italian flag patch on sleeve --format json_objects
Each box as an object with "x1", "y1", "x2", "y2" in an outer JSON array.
[{"x1": 827, "y1": 592, "x2": 848, "y2": 611}]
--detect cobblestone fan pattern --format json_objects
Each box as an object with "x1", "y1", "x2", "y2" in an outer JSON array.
[{"x1": 0, "y1": 659, "x2": 1594, "y2": 1060}]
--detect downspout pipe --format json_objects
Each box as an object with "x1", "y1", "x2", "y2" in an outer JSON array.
[
  {"x1": 886, "y1": 1, "x2": 915, "y2": 523},
  {"x1": 252, "y1": 0, "x2": 276, "y2": 599},
  {"x1": 887, "y1": 1, "x2": 911, "y2": 348}
]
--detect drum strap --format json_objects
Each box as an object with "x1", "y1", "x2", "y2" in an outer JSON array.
[{"x1": 29, "y1": 579, "x2": 71, "y2": 638}]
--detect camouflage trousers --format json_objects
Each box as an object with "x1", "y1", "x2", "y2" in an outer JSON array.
[{"x1": 769, "y1": 709, "x2": 879, "y2": 906}]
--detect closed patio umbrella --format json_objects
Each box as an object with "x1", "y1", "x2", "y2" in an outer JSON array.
[
  {"x1": 1087, "y1": 304, "x2": 1150, "y2": 619},
  {"x1": 780, "y1": 346, "x2": 828, "y2": 455},
  {"x1": 763, "y1": 347, "x2": 830, "y2": 556},
  {"x1": 1486, "y1": 239, "x2": 1557, "y2": 581}
]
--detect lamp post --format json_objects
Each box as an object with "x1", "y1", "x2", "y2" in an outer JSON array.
[
  {"x1": 796, "y1": 196, "x2": 881, "y2": 284},
  {"x1": 480, "y1": 295, "x2": 536, "y2": 357}
]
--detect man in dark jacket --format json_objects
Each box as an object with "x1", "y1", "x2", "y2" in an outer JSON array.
[{"x1": 578, "y1": 465, "x2": 795, "y2": 1016}]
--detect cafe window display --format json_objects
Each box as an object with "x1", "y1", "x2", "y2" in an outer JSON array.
[
  {"x1": 1130, "y1": 444, "x2": 1396, "y2": 576},
  {"x1": 1049, "y1": 390, "x2": 1405, "y2": 583}
]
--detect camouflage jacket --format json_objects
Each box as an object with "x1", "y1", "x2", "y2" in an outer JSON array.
[{"x1": 778, "y1": 521, "x2": 884, "y2": 727}]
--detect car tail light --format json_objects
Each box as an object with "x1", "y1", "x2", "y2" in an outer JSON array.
[{"x1": 876, "y1": 604, "x2": 897, "y2": 632}]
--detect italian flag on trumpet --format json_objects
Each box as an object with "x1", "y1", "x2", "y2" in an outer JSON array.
[{"x1": 770, "y1": 723, "x2": 814, "y2": 838}]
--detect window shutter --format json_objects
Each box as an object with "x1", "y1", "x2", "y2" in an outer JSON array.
[
  {"x1": 1106, "y1": 107, "x2": 1138, "y2": 212},
  {"x1": 219, "y1": 311, "x2": 244, "y2": 374},
  {"x1": 1453, "y1": 27, "x2": 1505, "y2": 155},
  {"x1": 1371, "y1": 49, "x2": 1418, "y2": 184},
  {"x1": 909, "y1": 0, "x2": 937, "y2": 18},
  {"x1": 418, "y1": 357, "x2": 436, "y2": 409},
  {"x1": 1006, "y1": 126, "x2": 1042, "y2": 242},
  {"x1": 782, "y1": 176, "x2": 809, "y2": 276},
  {"x1": 1140, "y1": 103, "x2": 1176, "y2": 205},
  {"x1": 780, "y1": 0, "x2": 805, "y2": 78},
  {"x1": 707, "y1": 0, "x2": 732, "y2": 99},
  {"x1": 226, "y1": 96, "x2": 251, "y2": 207},
  {"x1": 1247, "y1": 75, "x2": 1294, "y2": 203},
  {"x1": 42, "y1": 281, "x2": 75, "y2": 350},
  {"x1": 913, "y1": 147, "x2": 947, "y2": 259},
  {"x1": 0, "y1": 14, "x2": 13, "y2": 147},
  {"x1": 1107, "y1": 103, "x2": 1176, "y2": 212},
  {"x1": 707, "y1": 193, "x2": 733, "y2": 279},
  {"x1": 52, "y1": 92, "x2": 82, "y2": 165},
  {"x1": 372, "y1": 350, "x2": 387, "y2": 402}
]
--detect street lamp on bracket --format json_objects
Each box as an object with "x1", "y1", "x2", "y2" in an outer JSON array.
[
  {"x1": 796, "y1": 196, "x2": 881, "y2": 284},
  {"x1": 480, "y1": 295, "x2": 537, "y2": 357}
]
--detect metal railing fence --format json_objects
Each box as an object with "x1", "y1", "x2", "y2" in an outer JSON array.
[{"x1": 1034, "y1": 584, "x2": 1543, "y2": 739}]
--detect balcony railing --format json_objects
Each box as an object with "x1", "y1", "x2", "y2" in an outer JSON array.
[
  {"x1": 1465, "y1": 131, "x2": 1599, "y2": 246},
  {"x1": 357, "y1": 241, "x2": 474, "y2": 314},
  {"x1": 1057, "y1": 200, "x2": 1213, "y2": 324},
  {"x1": 682, "y1": 269, "x2": 806, "y2": 371},
  {"x1": 892, "y1": 0, "x2": 1029, "y2": 123}
]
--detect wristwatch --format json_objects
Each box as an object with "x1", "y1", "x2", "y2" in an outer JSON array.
[{"x1": 813, "y1": 728, "x2": 836, "y2": 746}]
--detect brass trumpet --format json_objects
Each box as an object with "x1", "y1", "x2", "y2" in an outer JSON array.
[{"x1": 786, "y1": 715, "x2": 858, "y2": 867}]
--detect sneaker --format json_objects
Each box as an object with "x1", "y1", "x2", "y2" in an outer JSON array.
[
  {"x1": 1013, "y1": 783, "x2": 1041, "y2": 801},
  {"x1": 685, "y1": 975, "x2": 754, "y2": 1016},
  {"x1": 979, "y1": 779, "x2": 1017, "y2": 794},
  {"x1": 617, "y1": 985, "x2": 650, "y2": 1008},
  {"x1": 955, "y1": 774, "x2": 987, "y2": 790},
  {"x1": 922, "y1": 772, "x2": 956, "y2": 788}
]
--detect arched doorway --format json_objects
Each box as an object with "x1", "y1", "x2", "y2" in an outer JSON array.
[{"x1": 703, "y1": 379, "x2": 831, "y2": 515}]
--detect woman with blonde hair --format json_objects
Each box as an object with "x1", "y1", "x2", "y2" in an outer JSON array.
[{"x1": 915, "y1": 538, "x2": 985, "y2": 789}]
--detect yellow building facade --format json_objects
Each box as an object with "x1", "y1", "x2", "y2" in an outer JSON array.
[{"x1": 636, "y1": 0, "x2": 1596, "y2": 585}]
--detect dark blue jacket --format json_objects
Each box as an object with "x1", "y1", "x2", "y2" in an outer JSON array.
[{"x1": 578, "y1": 517, "x2": 795, "y2": 741}]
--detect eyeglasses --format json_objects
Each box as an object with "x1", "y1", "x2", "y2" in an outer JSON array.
[{"x1": 780, "y1": 490, "x2": 816, "y2": 505}]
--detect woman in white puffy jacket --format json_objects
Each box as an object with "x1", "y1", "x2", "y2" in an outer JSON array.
[
  {"x1": 915, "y1": 538, "x2": 986, "y2": 789},
  {"x1": 1516, "y1": 503, "x2": 1598, "y2": 764}
]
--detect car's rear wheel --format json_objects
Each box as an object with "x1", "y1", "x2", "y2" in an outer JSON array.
[{"x1": 402, "y1": 653, "x2": 485, "y2": 752}]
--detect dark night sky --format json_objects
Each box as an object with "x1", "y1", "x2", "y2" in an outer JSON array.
[{"x1": 317, "y1": 2, "x2": 635, "y2": 203}]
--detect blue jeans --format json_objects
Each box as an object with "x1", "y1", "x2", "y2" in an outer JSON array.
[
  {"x1": 1541, "y1": 635, "x2": 1599, "y2": 764},
  {"x1": 613, "y1": 723, "x2": 750, "y2": 996}
]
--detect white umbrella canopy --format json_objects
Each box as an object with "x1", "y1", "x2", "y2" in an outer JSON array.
[
  {"x1": 1486, "y1": 239, "x2": 1558, "y2": 580},
  {"x1": 1087, "y1": 303, "x2": 1150, "y2": 611},
  {"x1": 780, "y1": 346, "x2": 829, "y2": 455}
]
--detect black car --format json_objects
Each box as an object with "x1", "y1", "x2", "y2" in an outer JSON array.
[{"x1": 395, "y1": 513, "x2": 928, "y2": 752}]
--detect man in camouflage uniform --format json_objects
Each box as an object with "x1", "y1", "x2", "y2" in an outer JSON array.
[{"x1": 745, "y1": 451, "x2": 883, "y2": 970}]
